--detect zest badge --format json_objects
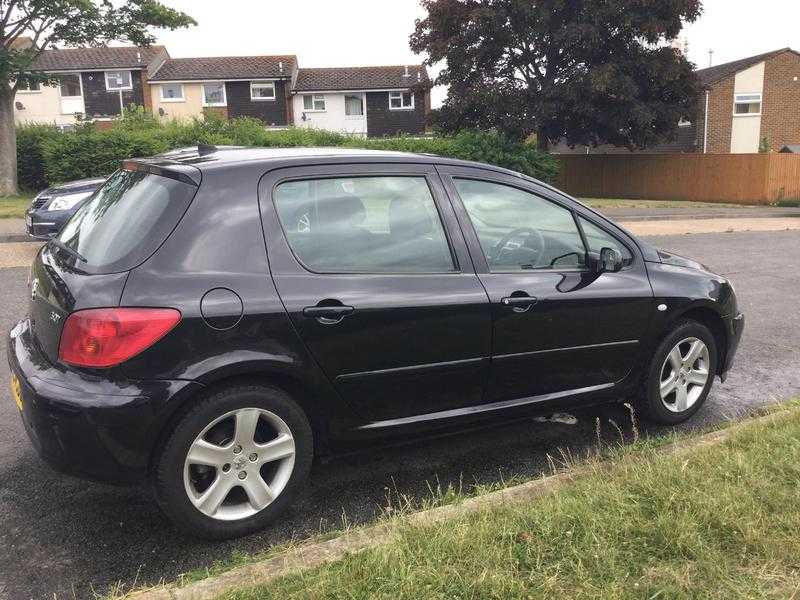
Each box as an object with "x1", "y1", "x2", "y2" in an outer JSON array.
[{"x1": 30, "y1": 278, "x2": 38, "y2": 301}]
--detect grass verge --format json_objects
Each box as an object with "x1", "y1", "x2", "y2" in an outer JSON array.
[
  {"x1": 0, "y1": 195, "x2": 32, "y2": 218},
  {"x1": 222, "y1": 405, "x2": 800, "y2": 600},
  {"x1": 583, "y1": 198, "x2": 757, "y2": 209}
]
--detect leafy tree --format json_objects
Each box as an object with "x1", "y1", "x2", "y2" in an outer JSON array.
[
  {"x1": 411, "y1": 0, "x2": 703, "y2": 151},
  {"x1": 0, "y1": 1, "x2": 195, "y2": 195}
]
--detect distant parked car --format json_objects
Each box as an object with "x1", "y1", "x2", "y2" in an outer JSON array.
[
  {"x1": 25, "y1": 177, "x2": 106, "y2": 239},
  {"x1": 9, "y1": 146, "x2": 744, "y2": 539}
]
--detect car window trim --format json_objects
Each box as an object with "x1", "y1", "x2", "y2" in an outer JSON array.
[
  {"x1": 443, "y1": 172, "x2": 593, "y2": 275},
  {"x1": 267, "y1": 170, "x2": 463, "y2": 276}
]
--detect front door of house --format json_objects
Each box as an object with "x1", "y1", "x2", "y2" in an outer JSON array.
[
  {"x1": 58, "y1": 74, "x2": 84, "y2": 116},
  {"x1": 343, "y1": 93, "x2": 367, "y2": 136}
]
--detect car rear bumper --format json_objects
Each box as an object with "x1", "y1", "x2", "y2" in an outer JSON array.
[
  {"x1": 8, "y1": 319, "x2": 203, "y2": 484},
  {"x1": 721, "y1": 312, "x2": 745, "y2": 379}
]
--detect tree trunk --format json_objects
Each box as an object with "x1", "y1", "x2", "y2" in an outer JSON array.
[
  {"x1": 0, "y1": 84, "x2": 19, "y2": 196},
  {"x1": 536, "y1": 126, "x2": 550, "y2": 153}
]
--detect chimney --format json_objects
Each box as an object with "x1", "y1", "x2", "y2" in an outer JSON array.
[
  {"x1": 136, "y1": 50, "x2": 141, "y2": 63},
  {"x1": 403, "y1": 65, "x2": 410, "y2": 78},
  {"x1": 417, "y1": 70, "x2": 421, "y2": 83},
  {"x1": 279, "y1": 61, "x2": 284, "y2": 74}
]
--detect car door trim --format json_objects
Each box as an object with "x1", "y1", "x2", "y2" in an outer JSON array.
[
  {"x1": 337, "y1": 356, "x2": 489, "y2": 382},
  {"x1": 357, "y1": 382, "x2": 615, "y2": 429},
  {"x1": 493, "y1": 339, "x2": 639, "y2": 361}
]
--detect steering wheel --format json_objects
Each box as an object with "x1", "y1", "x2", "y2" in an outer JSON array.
[{"x1": 493, "y1": 227, "x2": 545, "y2": 266}]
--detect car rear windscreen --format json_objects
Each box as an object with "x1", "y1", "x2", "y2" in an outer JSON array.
[{"x1": 56, "y1": 168, "x2": 198, "y2": 274}]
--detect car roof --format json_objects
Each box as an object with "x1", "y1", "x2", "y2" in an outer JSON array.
[{"x1": 132, "y1": 145, "x2": 528, "y2": 179}]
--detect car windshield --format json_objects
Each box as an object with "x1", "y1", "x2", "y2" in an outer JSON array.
[{"x1": 56, "y1": 168, "x2": 197, "y2": 274}]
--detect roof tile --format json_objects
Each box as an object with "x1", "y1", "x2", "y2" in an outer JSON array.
[
  {"x1": 150, "y1": 56, "x2": 297, "y2": 81},
  {"x1": 294, "y1": 65, "x2": 430, "y2": 92},
  {"x1": 695, "y1": 48, "x2": 797, "y2": 87},
  {"x1": 31, "y1": 45, "x2": 167, "y2": 71}
]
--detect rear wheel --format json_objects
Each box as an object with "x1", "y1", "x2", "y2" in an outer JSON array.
[
  {"x1": 639, "y1": 320, "x2": 718, "y2": 425},
  {"x1": 153, "y1": 383, "x2": 313, "y2": 539}
]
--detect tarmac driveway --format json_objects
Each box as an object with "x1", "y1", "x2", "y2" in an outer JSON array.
[{"x1": 0, "y1": 230, "x2": 798, "y2": 599}]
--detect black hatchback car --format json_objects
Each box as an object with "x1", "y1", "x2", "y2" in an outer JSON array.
[{"x1": 8, "y1": 147, "x2": 743, "y2": 539}]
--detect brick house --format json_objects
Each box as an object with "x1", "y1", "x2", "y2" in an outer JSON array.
[
  {"x1": 13, "y1": 45, "x2": 168, "y2": 126},
  {"x1": 694, "y1": 48, "x2": 800, "y2": 153},
  {"x1": 553, "y1": 47, "x2": 800, "y2": 155},
  {"x1": 292, "y1": 65, "x2": 431, "y2": 137}
]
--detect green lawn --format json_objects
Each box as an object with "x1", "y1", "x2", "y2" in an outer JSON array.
[
  {"x1": 582, "y1": 198, "x2": 757, "y2": 210},
  {"x1": 224, "y1": 405, "x2": 800, "y2": 600},
  {"x1": 0, "y1": 194, "x2": 32, "y2": 218}
]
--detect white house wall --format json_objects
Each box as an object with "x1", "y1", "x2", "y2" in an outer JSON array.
[
  {"x1": 13, "y1": 84, "x2": 79, "y2": 126},
  {"x1": 292, "y1": 92, "x2": 367, "y2": 136}
]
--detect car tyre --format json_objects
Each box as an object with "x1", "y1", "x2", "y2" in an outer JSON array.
[
  {"x1": 153, "y1": 382, "x2": 313, "y2": 540},
  {"x1": 638, "y1": 319, "x2": 718, "y2": 425}
]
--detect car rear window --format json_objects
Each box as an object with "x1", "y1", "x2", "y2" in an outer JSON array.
[{"x1": 56, "y1": 168, "x2": 198, "y2": 274}]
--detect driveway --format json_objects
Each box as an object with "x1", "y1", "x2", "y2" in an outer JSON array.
[{"x1": 0, "y1": 230, "x2": 798, "y2": 600}]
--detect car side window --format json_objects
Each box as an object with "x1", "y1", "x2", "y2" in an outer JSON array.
[
  {"x1": 579, "y1": 217, "x2": 634, "y2": 267},
  {"x1": 274, "y1": 176, "x2": 456, "y2": 273},
  {"x1": 453, "y1": 178, "x2": 587, "y2": 272}
]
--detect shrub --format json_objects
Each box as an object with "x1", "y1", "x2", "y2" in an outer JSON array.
[
  {"x1": 18, "y1": 117, "x2": 558, "y2": 189},
  {"x1": 16, "y1": 124, "x2": 61, "y2": 191}
]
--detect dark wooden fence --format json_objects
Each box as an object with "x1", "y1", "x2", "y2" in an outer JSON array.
[{"x1": 556, "y1": 153, "x2": 800, "y2": 205}]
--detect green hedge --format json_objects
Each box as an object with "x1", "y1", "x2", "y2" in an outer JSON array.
[{"x1": 17, "y1": 113, "x2": 558, "y2": 191}]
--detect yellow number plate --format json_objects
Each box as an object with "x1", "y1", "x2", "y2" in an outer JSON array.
[{"x1": 10, "y1": 374, "x2": 23, "y2": 411}]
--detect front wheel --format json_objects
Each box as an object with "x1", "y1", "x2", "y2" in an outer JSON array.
[
  {"x1": 638, "y1": 320, "x2": 718, "y2": 425},
  {"x1": 153, "y1": 383, "x2": 313, "y2": 539}
]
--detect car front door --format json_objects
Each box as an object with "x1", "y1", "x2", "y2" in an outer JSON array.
[
  {"x1": 438, "y1": 165, "x2": 654, "y2": 405},
  {"x1": 259, "y1": 163, "x2": 492, "y2": 428}
]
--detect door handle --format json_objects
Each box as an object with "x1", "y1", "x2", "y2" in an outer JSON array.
[
  {"x1": 501, "y1": 294, "x2": 538, "y2": 313},
  {"x1": 302, "y1": 303, "x2": 355, "y2": 324}
]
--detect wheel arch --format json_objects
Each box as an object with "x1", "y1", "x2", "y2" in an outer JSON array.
[
  {"x1": 669, "y1": 304, "x2": 728, "y2": 374},
  {"x1": 147, "y1": 365, "x2": 333, "y2": 476}
]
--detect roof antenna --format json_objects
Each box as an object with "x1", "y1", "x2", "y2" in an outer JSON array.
[
  {"x1": 198, "y1": 143, "x2": 218, "y2": 156},
  {"x1": 708, "y1": 49, "x2": 714, "y2": 67}
]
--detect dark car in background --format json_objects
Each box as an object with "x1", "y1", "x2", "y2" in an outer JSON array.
[
  {"x1": 8, "y1": 147, "x2": 743, "y2": 540},
  {"x1": 25, "y1": 177, "x2": 106, "y2": 239}
]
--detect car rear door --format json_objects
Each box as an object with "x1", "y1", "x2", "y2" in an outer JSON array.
[
  {"x1": 438, "y1": 165, "x2": 654, "y2": 405},
  {"x1": 259, "y1": 163, "x2": 492, "y2": 427}
]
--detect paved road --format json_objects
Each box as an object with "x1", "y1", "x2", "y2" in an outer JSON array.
[{"x1": 0, "y1": 230, "x2": 798, "y2": 600}]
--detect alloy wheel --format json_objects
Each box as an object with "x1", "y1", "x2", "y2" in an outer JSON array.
[
  {"x1": 183, "y1": 408, "x2": 296, "y2": 521},
  {"x1": 659, "y1": 337, "x2": 711, "y2": 413}
]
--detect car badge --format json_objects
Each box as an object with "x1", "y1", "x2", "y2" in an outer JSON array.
[
  {"x1": 50, "y1": 311, "x2": 61, "y2": 324},
  {"x1": 30, "y1": 278, "x2": 39, "y2": 301}
]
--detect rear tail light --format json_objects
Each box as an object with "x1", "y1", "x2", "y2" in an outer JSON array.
[{"x1": 59, "y1": 308, "x2": 181, "y2": 368}]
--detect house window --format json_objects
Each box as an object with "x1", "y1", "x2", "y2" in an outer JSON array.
[
  {"x1": 105, "y1": 70, "x2": 132, "y2": 91},
  {"x1": 344, "y1": 94, "x2": 363, "y2": 116},
  {"x1": 17, "y1": 80, "x2": 41, "y2": 93},
  {"x1": 202, "y1": 82, "x2": 226, "y2": 106},
  {"x1": 389, "y1": 91, "x2": 414, "y2": 110},
  {"x1": 160, "y1": 83, "x2": 184, "y2": 102},
  {"x1": 251, "y1": 81, "x2": 276, "y2": 101},
  {"x1": 734, "y1": 93, "x2": 762, "y2": 116},
  {"x1": 58, "y1": 74, "x2": 82, "y2": 97},
  {"x1": 303, "y1": 94, "x2": 326, "y2": 111}
]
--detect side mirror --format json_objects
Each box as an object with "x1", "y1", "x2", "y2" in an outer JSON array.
[{"x1": 598, "y1": 247, "x2": 623, "y2": 273}]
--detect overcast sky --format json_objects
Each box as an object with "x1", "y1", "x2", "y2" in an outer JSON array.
[{"x1": 154, "y1": 0, "x2": 799, "y2": 108}]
